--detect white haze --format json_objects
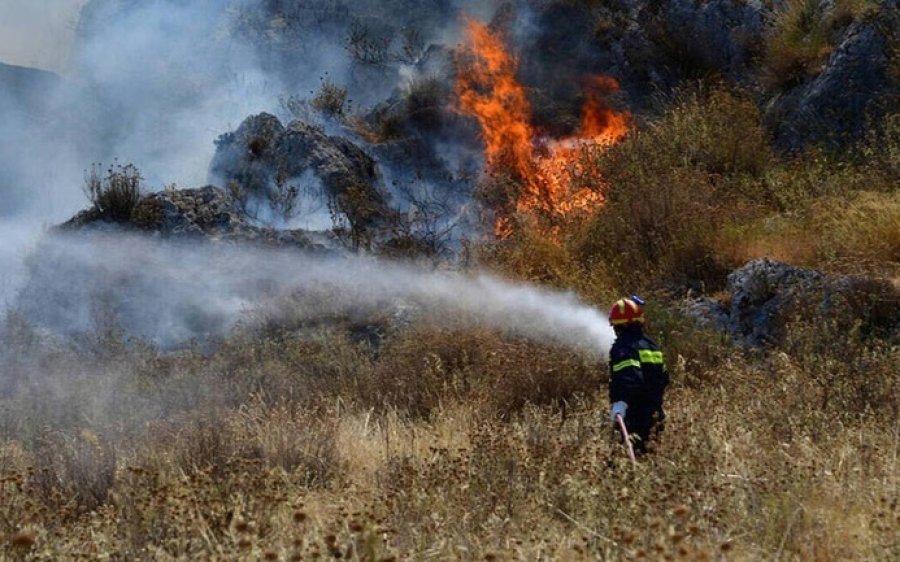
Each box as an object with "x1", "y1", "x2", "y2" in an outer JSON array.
[{"x1": 16, "y1": 233, "x2": 615, "y2": 356}]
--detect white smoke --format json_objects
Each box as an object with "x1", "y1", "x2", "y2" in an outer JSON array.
[{"x1": 15, "y1": 232, "x2": 615, "y2": 356}]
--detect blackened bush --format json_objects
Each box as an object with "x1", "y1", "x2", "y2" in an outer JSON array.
[{"x1": 404, "y1": 76, "x2": 446, "y2": 130}]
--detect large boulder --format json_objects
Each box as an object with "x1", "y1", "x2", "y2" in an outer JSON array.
[
  {"x1": 682, "y1": 259, "x2": 900, "y2": 346},
  {"x1": 766, "y1": 7, "x2": 899, "y2": 151},
  {"x1": 723, "y1": 259, "x2": 826, "y2": 345},
  {"x1": 210, "y1": 113, "x2": 389, "y2": 233}
]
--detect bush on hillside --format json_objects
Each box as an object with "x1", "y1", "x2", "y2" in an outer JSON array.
[
  {"x1": 30, "y1": 430, "x2": 116, "y2": 516},
  {"x1": 763, "y1": 0, "x2": 831, "y2": 89},
  {"x1": 310, "y1": 78, "x2": 349, "y2": 117},
  {"x1": 356, "y1": 324, "x2": 600, "y2": 420},
  {"x1": 575, "y1": 88, "x2": 770, "y2": 292},
  {"x1": 83, "y1": 162, "x2": 143, "y2": 222},
  {"x1": 761, "y1": 0, "x2": 878, "y2": 90},
  {"x1": 403, "y1": 75, "x2": 446, "y2": 130}
]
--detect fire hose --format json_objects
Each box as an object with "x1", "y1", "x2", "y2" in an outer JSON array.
[{"x1": 615, "y1": 413, "x2": 637, "y2": 467}]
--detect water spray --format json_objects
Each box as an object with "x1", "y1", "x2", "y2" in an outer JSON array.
[{"x1": 11, "y1": 232, "x2": 617, "y2": 355}]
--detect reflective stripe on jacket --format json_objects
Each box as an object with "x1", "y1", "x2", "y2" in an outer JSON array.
[{"x1": 609, "y1": 328, "x2": 669, "y2": 407}]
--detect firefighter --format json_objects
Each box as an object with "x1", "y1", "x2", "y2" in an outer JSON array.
[{"x1": 608, "y1": 296, "x2": 669, "y2": 453}]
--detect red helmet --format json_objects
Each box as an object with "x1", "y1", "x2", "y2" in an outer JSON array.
[{"x1": 609, "y1": 297, "x2": 644, "y2": 326}]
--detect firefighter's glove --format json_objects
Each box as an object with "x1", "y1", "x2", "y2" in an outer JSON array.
[{"x1": 610, "y1": 401, "x2": 628, "y2": 422}]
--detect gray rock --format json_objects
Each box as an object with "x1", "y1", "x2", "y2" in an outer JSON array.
[
  {"x1": 677, "y1": 297, "x2": 729, "y2": 332},
  {"x1": 724, "y1": 259, "x2": 826, "y2": 345},
  {"x1": 766, "y1": 4, "x2": 899, "y2": 151},
  {"x1": 0, "y1": 62, "x2": 59, "y2": 115},
  {"x1": 210, "y1": 113, "x2": 389, "y2": 231},
  {"x1": 683, "y1": 258, "x2": 900, "y2": 346},
  {"x1": 677, "y1": 0, "x2": 764, "y2": 76}
]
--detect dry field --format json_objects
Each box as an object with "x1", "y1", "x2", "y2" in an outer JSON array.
[{"x1": 1, "y1": 309, "x2": 897, "y2": 561}]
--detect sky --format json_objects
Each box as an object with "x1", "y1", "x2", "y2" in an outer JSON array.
[{"x1": 0, "y1": 0, "x2": 88, "y2": 71}]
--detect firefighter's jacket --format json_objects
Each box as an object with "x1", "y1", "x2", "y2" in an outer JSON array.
[{"x1": 608, "y1": 327, "x2": 669, "y2": 409}]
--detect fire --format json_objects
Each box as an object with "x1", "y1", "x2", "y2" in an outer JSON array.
[
  {"x1": 455, "y1": 20, "x2": 630, "y2": 237},
  {"x1": 455, "y1": 20, "x2": 534, "y2": 182}
]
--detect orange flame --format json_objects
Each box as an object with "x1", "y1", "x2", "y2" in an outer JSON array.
[
  {"x1": 455, "y1": 20, "x2": 630, "y2": 237},
  {"x1": 455, "y1": 19, "x2": 535, "y2": 182}
]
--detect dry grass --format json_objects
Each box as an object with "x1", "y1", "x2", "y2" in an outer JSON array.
[
  {"x1": 720, "y1": 190, "x2": 900, "y2": 276},
  {"x1": 311, "y1": 78, "x2": 349, "y2": 117},
  {"x1": 1, "y1": 304, "x2": 897, "y2": 560},
  {"x1": 527, "y1": 89, "x2": 900, "y2": 293},
  {"x1": 572, "y1": 88, "x2": 772, "y2": 292},
  {"x1": 761, "y1": 0, "x2": 881, "y2": 90}
]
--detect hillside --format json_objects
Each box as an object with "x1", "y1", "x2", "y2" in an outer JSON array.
[
  {"x1": 0, "y1": 63, "x2": 58, "y2": 111},
  {"x1": 1, "y1": 1, "x2": 899, "y2": 560}
]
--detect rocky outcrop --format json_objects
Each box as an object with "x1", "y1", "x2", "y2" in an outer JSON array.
[
  {"x1": 650, "y1": 0, "x2": 765, "y2": 84},
  {"x1": 61, "y1": 185, "x2": 341, "y2": 252},
  {"x1": 511, "y1": 0, "x2": 766, "y2": 124},
  {"x1": 766, "y1": 7, "x2": 899, "y2": 151},
  {"x1": 682, "y1": 259, "x2": 900, "y2": 346},
  {"x1": 0, "y1": 62, "x2": 59, "y2": 115},
  {"x1": 507, "y1": 0, "x2": 896, "y2": 148},
  {"x1": 210, "y1": 113, "x2": 389, "y2": 232}
]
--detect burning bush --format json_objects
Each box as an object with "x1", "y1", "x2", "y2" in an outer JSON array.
[{"x1": 455, "y1": 19, "x2": 630, "y2": 237}]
